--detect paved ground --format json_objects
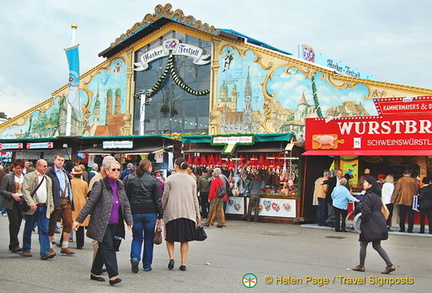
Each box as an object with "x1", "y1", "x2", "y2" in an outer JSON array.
[{"x1": 0, "y1": 215, "x2": 430, "y2": 293}]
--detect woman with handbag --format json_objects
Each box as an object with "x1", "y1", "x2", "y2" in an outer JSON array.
[
  {"x1": 125, "y1": 159, "x2": 163, "y2": 273},
  {"x1": 162, "y1": 157, "x2": 201, "y2": 271},
  {"x1": 72, "y1": 160, "x2": 133, "y2": 286},
  {"x1": 0, "y1": 159, "x2": 25, "y2": 253},
  {"x1": 352, "y1": 176, "x2": 396, "y2": 274}
]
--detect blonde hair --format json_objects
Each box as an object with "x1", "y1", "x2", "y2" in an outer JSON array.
[{"x1": 384, "y1": 174, "x2": 394, "y2": 183}]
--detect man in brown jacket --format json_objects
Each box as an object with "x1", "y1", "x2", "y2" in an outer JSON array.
[
  {"x1": 391, "y1": 170, "x2": 419, "y2": 233},
  {"x1": 314, "y1": 170, "x2": 330, "y2": 226}
]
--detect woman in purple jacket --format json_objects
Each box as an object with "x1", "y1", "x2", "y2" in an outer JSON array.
[{"x1": 73, "y1": 160, "x2": 133, "y2": 286}]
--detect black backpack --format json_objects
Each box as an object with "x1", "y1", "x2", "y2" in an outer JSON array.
[{"x1": 216, "y1": 184, "x2": 227, "y2": 197}]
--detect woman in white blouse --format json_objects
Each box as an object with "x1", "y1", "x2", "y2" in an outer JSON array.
[{"x1": 381, "y1": 175, "x2": 395, "y2": 230}]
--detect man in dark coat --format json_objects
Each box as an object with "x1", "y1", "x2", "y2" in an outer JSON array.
[
  {"x1": 46, "y1": 154, "x2": 75, "y2": 255},
  {"x1": 322, "y1": 169, "x2": 343, "y2": 227}
]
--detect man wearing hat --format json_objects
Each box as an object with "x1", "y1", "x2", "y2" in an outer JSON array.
[
  {"x1": 377, "y1": 174, "x2": 386, "y2": 189},
  {"x1": 70, "y1": 166, "x2": 89, "y2": 249},
  {"x1": 391, "y1": 170, "x2": 419, "y2": 233}
]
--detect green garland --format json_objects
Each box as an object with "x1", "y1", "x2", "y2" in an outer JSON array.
[{"x1": 142, "y1": 54, "x2": 210, "y2": 98}]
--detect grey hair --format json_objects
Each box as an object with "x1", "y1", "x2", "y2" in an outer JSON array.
[
  {"x1": 339, "y1": 178, "x2": 348, "y2": 185},
  {"x1": 213, "y1": 168, "x2": 222, "y2": 176},
  {"x1": 102, "y1": 156, "x2": 116, "y2": 169},
  {"x1": 105, "y1": 160, "x2": 120, "y2": 171}
]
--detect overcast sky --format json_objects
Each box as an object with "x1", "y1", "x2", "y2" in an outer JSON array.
[{"x1": 1, "y1": 0, "x2": 431, "y2": 118}]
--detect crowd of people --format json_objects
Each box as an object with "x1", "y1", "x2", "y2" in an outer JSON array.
[
  {"x1": 0, "y1": 155, "x2": 266, "y2": 287},
  {"x1": 312, "y1": 167, "x2": 432, "y2": 274},
  {"x1": 312, "y1": 168, "x2": 432, "y2": 234},
  {"x1": 7, "y1": 156, "x2": 430, "y2": 282}
]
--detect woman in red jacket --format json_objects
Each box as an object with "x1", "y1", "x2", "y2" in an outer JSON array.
[{"x1": 204, "y1": 168, "x2": 226, "y2": 228}]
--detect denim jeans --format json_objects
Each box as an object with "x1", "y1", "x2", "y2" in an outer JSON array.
[
  {"x1": 22, "y1": 206, "x2": 50, "y2": 256},
  {"x1": 130, "y1": 213, "x2": 157, "y2": 270}
]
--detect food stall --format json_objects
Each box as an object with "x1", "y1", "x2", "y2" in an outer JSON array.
[
  {"x1": 182, "y1": 133, "x2": 303, "y2": 223},
  {"x1": 302, "y1": 96, "x2": 432, "y2": 225}
]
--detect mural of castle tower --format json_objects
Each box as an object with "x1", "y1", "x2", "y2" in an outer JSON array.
[
  {"x1": 280, "y1": 92, "x2": 318, "y2": 135},
  {"x1": 115, "y1": 88, "x2": 121, "y2": 114},
  {"x1": 243, "y1": 68, "x2": 253, "y2": 127},
  {"x1": 217, "y1": 81, "x2": 237, "y2": 110},
  {"x1": 218, "y1": 67, "x2": 263, "y2": 134},
  {"x1": 294, "y1": 92, "x2": 318, "y2": 121},
  {"x1": 94, "y1": 87, "x2": 101, "y2": 124},
  {"x1": 106, "y1": 89, "x2": 113, "y2": 123}
]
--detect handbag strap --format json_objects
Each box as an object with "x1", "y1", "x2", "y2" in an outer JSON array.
[{"x1": 31, "y1": 176, "x2": 45, "y2": 197}]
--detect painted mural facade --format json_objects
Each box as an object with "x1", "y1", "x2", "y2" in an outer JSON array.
[{"x1": 1, "y1": 3, "x2": 432, "y2": 141}]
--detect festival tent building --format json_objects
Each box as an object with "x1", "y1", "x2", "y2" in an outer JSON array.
[{"x1": 2, "y1": 3, "x2": 432, "y2": 223}]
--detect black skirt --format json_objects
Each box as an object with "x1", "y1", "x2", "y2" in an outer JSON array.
[{"x1": 165, "y1": 218, "x2": 196, "y2": 242}]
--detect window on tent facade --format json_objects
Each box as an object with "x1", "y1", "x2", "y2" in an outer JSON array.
[{"x1": 133, "y1": 30, "x2": 211, "y2": 135}]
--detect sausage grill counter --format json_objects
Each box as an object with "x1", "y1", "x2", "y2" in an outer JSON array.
[{"x1": 183, "y1": 133, "x2": 303, "y2": 223}]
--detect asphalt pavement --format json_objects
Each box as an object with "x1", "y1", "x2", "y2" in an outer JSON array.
[{"x1": 0, "y1": 215, "x2": 430, "y2": 293}]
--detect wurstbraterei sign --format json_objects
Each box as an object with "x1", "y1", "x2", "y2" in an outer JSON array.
[{"x1": 305, "y1": 96, "x2": 432, "y2": 151}]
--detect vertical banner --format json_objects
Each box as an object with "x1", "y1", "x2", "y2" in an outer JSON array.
[
  {"x1": 63, "y1": 24, "x2": 80, "y2": 136},
  {"x1": 65, "y1": 45, "x2": 80, "y2": 112}
]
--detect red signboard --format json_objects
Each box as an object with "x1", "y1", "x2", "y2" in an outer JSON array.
[
  {"x1": 374, "y1": 96, "x2": 432, "y2": 115},
  {"x1": 306, "y1": 96, "x2": 432, "y2": 152},
  {"x1": 0, "y1": 143, "x2": 23, "y2": 150},
  {"x1": 26, "y1": 142, "x2": 54, "y2": 149}
]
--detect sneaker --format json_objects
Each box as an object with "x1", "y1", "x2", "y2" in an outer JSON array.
[
  {"x1": 131, "y1": 259, "x2": 139, "y2": 273},
  {"x1": 49, "y1": 248, "x2": 57, "y2": 257},
  {"x1": 60, "y1": 247, "x2": 75, "y2": 255}
]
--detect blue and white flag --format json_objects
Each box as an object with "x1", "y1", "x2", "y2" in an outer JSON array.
[{"x1": 65, "y1": 45, "x2": 80, "y2": 111}]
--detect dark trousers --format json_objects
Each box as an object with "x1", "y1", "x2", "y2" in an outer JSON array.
[
  {"x1": 398, "y1": 205, "x2": 414, "y2": 232},
  {"x1": 76, "y1": 226, "x2": 85, "y2": 248},
  {"x1": 247, "y1": 195, "x2": 261, "y2": 222},
  {"x1": 200, "y1": 191, "x2": 209, "y2": 219},
  {"x1": 316, "y1": 198, "x2": 327, "y2": 226},
  {"x1": 419, "y1": 208, "x2": 432, "y2": 233},
  {"x1": 385, "y1": 203, "x2": 394, "y2": 228},
  {"x1": 92, "y1": 224, "x2": 119, "y2": 278},
  {"x1": 334, "y1": 207, "x2": 348, "y2": 232},
  {"x1": 326, "y1": 202, "x2": 335, "y2": 226},
  {"x1": 7, "y1": 203, "x2": 23, "y2": 250}
]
